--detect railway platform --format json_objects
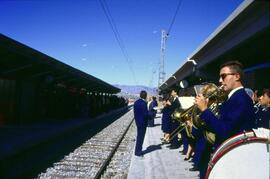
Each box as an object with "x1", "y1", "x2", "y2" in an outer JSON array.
[{"x1": 128, "y1": 113, "x2": 199, "y2": 179}]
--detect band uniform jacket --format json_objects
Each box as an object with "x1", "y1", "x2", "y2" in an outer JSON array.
[
  {"x1": 255, "y1": 107, "x2": 270, "y2": 128},
  {"x1": 148, "y1": 100, "x2": 158, "y2": 118},
  {"x1": 134, "y1": 98, "x2": 148, "y2": 127},
  {"x1": 168, "y1": 97, "x2": 181, "y2": 115},
  {"x1": 200, "y1": 88, "x2": 254, "y2": 145}
]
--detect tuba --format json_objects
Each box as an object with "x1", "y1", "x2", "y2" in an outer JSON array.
[{"x1": 169, "y1": 83, "x2": 226, "y2": 144}]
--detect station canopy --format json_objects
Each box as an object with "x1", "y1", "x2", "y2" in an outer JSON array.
[
  {"x1": 160, "y1": 0, "x2": 270, "y2": 92},
  {"x1": 0, "y1": 34, "x2": 120, "y2": 94}
]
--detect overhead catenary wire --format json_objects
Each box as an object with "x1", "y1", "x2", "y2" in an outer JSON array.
[
  {"x1": 167, "y1": 0, "x2": 183, "y2": 35},
  {"x1": 99, "y1": 0, "x2": 138, "y2": 85},
  {"x1": 158, "y1": 0, "x2": 183, "y2": 88}
]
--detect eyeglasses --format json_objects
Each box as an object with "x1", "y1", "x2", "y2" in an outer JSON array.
[{"x1": 219, "y1": 73, "x2": 236, "y2": 80}]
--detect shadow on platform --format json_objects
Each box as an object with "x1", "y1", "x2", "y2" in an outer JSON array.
[
  {"x1": 147, "y1": 123, "x2": 161, "y2": 128},
  {"x1": 143, "y1": 144, "x2": 162, "y2": 155}
]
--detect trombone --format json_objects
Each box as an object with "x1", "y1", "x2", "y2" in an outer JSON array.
[
  {"x1": 164, "y1": 106, "x2": 194, "y2": 142},
  {"x1": 165, "y1": 123, "x2": 186, "y2": 142}
]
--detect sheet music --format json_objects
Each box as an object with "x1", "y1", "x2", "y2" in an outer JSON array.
[
  {"x1": 253, "y1": 128, "x2": 270, "y2": 139},
  {"x1": 193, "y1": 85, "x2": 204, "y2": 95}
]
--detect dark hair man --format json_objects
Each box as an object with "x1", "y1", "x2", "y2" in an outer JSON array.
[
  {"x1": 133, "y1": 90, "x2": 148, "y2": 157},
  {"x1": 256, "y1": 89, "x2": 270, "y2": 128},
  {"x1": 166, "y1": 88, "x2": 181, "y2": 149},
  {"x1": 195, "y1": 61, "x2": 254, "y2": 179}
]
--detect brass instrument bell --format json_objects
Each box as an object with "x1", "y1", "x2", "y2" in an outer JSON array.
[{"x1": 169, "y1": 83, "x2": 226, "y2": 144}]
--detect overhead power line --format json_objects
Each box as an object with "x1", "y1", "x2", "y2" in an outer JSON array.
[
  {"x1": 99, "y1": 0, "x2": 138, "y2": 85},
  {"x1": 167, "y1": 0, "x2": 183, "y2": 35},
  {"x1": 158, "y1": 0, "x2": 183, "y2": 88}
]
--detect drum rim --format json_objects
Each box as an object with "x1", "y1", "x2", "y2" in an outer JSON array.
[
  {"x1": 205, "y1": 132, "x2": 269, "y2": 179},
  {"x1": 211, "y1": 131, "x2": 255, "y2": 160}
]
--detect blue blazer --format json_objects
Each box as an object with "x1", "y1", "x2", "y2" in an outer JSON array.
[
  {"x1": 255, "y1": 107, "x2": 270, "y2": 128},
  {"x1": 200, "y1": 88, "x2": 254, "y2": 144},
  {"x1": 168, "y1": 97, "x2": 181, "y2": 114},
  {"x1": 134, "y1": 98, "x2": 148, "y2": 127}
]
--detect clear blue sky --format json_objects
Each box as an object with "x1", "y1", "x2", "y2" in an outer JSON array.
[{"x1": 0, "y1": 0, "x2": 243, "y2": 87}]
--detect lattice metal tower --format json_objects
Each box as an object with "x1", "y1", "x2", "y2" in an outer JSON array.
[{"x1": 158, "y1": 29, "x2": 168, "y2": 88}]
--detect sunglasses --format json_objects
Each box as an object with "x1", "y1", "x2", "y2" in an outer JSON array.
[{"x1": 219, "y1": 73, "x2": 236, "y2": 80}]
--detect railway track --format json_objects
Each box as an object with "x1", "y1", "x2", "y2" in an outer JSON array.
[
  {"x1": 38, "y1": 109, "x2": 135, "y2": 179},
  {"x1": 101, "y1": 122, "x2": 136, "y2": 179}
]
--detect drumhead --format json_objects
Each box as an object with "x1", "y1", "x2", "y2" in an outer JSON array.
[{"x1": 207, "y1": 132, "x2": 269, "y2": 179}]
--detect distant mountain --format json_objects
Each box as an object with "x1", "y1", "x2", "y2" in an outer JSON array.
[{"x1": 114, "y1": 84, "x2": 158, "y2": 96}]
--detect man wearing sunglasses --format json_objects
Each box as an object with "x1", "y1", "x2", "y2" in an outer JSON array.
[{"x1": 194, "y1": 61, "x2": 255, "y2": 179}]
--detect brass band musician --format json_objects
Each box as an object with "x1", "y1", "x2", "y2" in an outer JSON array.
[
  {"x1": 195, "y1": 61, "x2": 255, "y2": 179},
  {"x1": 166, "y1": 88, "x2": 181, "y2": 149}
]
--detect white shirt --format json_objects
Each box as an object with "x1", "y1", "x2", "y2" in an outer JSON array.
[
  {"x1": 228, "y1": 86, "x2": 244, "y2": 100},
  {"x1": 147, "y1": 101, "x2": 152, "y2": 110}
]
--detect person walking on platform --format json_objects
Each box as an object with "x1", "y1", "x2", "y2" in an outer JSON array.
[
  {"x1": 134, "y1": 90, "x2": 148, "y2": 157},
  {"x1": 148, "y1": 96, "x2": 158, "y2": 127},
  {"x1": 195, "y1": 61, "x2": 254, "y2": 179}
]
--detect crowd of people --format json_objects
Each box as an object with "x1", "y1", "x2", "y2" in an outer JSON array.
[
  {"x1": 133, "y1": 61, "x2": 269, "y2": 179},
  {"x1": 38, "y1": 87, "x2": 128, "y2": 120}
]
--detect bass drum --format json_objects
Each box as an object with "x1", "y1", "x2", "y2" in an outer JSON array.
[{"x1": 206, "y1": 131, "x2": 269, "y2": 179}]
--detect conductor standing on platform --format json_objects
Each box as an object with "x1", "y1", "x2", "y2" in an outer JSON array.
[{"x1": 134, "y1": 90, "x2": 148, "y2": 157}]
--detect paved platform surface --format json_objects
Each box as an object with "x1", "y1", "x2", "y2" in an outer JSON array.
[{"x1": 128, "y1": 113, "x2": 199, "y2": 179}]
